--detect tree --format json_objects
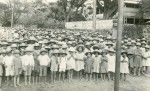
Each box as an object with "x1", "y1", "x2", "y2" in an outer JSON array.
[
  {"x1": 97, "y1": 0, "x2": 118, "y2": 19},
  {"x1": 142, "y1": 0, "x2": 150, "y2": 21},
  {"x1": 49, "y1": 0, "x2": 87, "y2": 22}
]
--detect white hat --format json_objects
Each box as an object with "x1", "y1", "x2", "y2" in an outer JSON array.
[
  {"x1": 11, "y1": 44, "x2": 18, "y2": 48},
  {"x1": 68, "y1": 47, "x2": 76, "y2": 52}
]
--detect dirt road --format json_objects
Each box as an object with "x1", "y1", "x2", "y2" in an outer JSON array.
[{"x1": 1, "y1": 75, "x2": 150, "y2": 91}]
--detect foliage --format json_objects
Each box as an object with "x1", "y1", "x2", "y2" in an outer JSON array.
[
  {"x1": 49, "y1": 0, "x2": 87, "y2": 22},
  {"x1": 123, "y1": 24, "x2": 143, "y2": 39}
]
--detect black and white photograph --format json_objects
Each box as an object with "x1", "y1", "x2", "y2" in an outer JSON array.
[{"x1": 0, "y1": 0, "x2": 150, "y2": 91}]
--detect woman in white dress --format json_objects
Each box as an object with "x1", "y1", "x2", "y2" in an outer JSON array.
[
  {"x1": 107, "y1": 48, "x2": 116, "y2": 80},
  {"x1": 120, "y1": 51, "x2": 129, "y2": 81}
]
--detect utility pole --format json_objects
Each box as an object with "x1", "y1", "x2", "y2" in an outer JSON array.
[
  {"x1": 114, "y1": 0, "x2": 124, "y2": 91},
  {"x1": 11, "y1": 0, "x2": 14, "y2": 28},
  {"x1": 93, "y1": 0, "x2": 96, "y2": 31}
]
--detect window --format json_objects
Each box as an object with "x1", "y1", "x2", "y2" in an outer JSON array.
[
  {"x1": 127, "y1": 18, "x2": 134, "y2": 24},
  {"x1": 125, "y1": 3, "x2": 141, "y2": 8}
]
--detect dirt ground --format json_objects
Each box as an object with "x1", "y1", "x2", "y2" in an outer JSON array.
[{"x1": 0, "y1": 75, "x2": 150, "y2": 91}]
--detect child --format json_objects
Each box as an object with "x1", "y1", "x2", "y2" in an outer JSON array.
[
  {"x1": 22, "y1": 48, "x2": 34, "y2": 85},
  {"x1": 58, "y1": 50, "x2": 67, "y2": 82},
  {"x1": 67, "y1": 48, "x2": 76, "y2": 82},
  {"x1": 50, "y1": 50, "x2": 59, "y2": 83},
  {"x1": 120, "y1": 51, "x2": 129, "y2": 81},
  {"x1": 84, "y1": 52, "x2": 94, "y2": 81},
  {"x1": 143, "y1": 45, "x2": 150, "y2": 74},
  {"x1": 100, "y1": 50, "x2": 108, "y2": 80},
  {"x1": 33, "y1": 43, "x2": 41, "y2": 84},
  {"x1": 13, "y1": 50, "x2": 22, "y2": 87},
  {"x1": 92, "y1": 50, "x2": 101, "y2": 81},
  {"x1": 3, "y1": 48, "x2": 14, "y2": 86},
  {"x1": 127, "y1": 42, "x2": 134, "y2": 74},
  {"x1": 107, "y1": 48, "x2": 116, "y2": 80},
  {"x1": 38, "y1": 48, "x2": 50, "y2": 84},
  {"x1": 133, "y1": 43, "x2": 143, "y2": 76},
  {"x1": 0, "y1": 51, "x2": 4, "y2": 87},
  {"x1": 75, "y1": 45, "x2": 85, "y2": 80}
]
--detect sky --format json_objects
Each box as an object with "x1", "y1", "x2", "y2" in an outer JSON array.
[{"x1": 0, "y1": 0, "x2": 58, "y2": 4}]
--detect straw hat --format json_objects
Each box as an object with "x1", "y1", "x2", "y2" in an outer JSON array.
[
  {"x1": 11, "y1": 44, "x2": 18, "y2": 48},
  {"x1": 126, "y1": 42, "x2": 132, "y2": 46},
  {"x1": 76, "y1": 44, "x2": 85, "y2": 52},
  {"x1": 136, "y1": 42, "x2": 141, "y2": 46},
  {"x1": 13, "y1": 50, "x2": 20, "y2": 54},
  {"x1": 34, "y1": 43, "x2": 40, "y2": 47},
  {"x1": 6, "y1": 47, "x2": 12, "y2": 53},
  {"x1": 52, "y1": 49, "x2": 59, "y2": 54},
  {"x1": 106, "y1": 42, "x2": 113, "y2": 46},
  {"x1": 68, "y1": 47, "x2": 76, "y2": 52},
  {"x1": 59, "y1": 50, "x2": 67, "y2": 55},
  {"x1": 19, "y1": 43, "x2": 27, "y2": 47},
  {"x1": 24, "y1": 47, "x2": 33, "y2": 52},
  {"x1": 85, "y1": 51, "x2": 92, "y2": 56},
  {"x1": 92, "y1": 49, "x2": 100, "y2": 55},
  {"x1": 108, "y1": 48, "x2": 115, "y2": 53},
  {"x1": 145, "y1": 45, "x2": 150, "y2": 49},
  {"x1": 40, "y1": 48, "x2": 47, "y2": 53}
]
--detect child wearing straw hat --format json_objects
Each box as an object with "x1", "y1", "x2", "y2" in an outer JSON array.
[
  {"x1": 92, "y1": 49, "x2": 101, "y2": 81},
  {"x1": 75, "y1": 45, "x2": 85, "y2": 80},
  {"x1": 0, "y1": 51, "x2": 4, "y2": 87},
  {"x1": 13, "y1": 50, "x2": 22, "y2": 87},
  {"x1": 100, "y1": 50, "x2": 108, "y2": 80},
  {"x1": 32, "y1": 43, "x2": 41, "y2": 84},
  {"x1": 21, "y1": 47, "x2": 34, "y2": 85},
  {"x1": 107, "y1": 48, "x2": 116, "y2": 80},
  {"x1": 120, "y1": 51, "x2": 129, "y2": 81},
  {"x1": 50, "y1": 49, "x2": 59, "y2": 83},
  {"x1": 58, "y1": 50, "x2": 67, "y2": 82},
  {"x1": 127, "y1": 42, "x2": 134, "y2": 74},
  {"x1": 3, "y1": 48, "x2": 14, "y2": 86},
  {"x1": 38, "y1": 48, "x2": 50, "y2": 84},
  {"x1": 133, "y1": 42, "x2": 143, "y2": 76},
  {"x1": 140, "y1": 41, "x2": 147, "y2": 74},
  {"x1": 143, "y1": 45, "x2": 150, "y2": 74},
  {"x1": 67, "y1": 47, "x2": 76, "y2": 82},
  {"x1": 84, "y1": 51, "x2": 94, "y2": 81}
]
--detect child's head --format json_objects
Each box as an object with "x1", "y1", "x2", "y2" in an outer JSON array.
[
  {"x1": 86, "y1": 52, "x2": 92, "y2": 57},
  {"x1": 26, "y1": 51, "x2": 32, "y2": 55},
  {"x1": 121, "y1": 52, "x2": 127, "y2": 57},
  {"x1": 109, "y1": 51, "x2": 115, "y2": 56},
  {"x1": 41, "y1": 51, "x2": 47, "y2": 55}
]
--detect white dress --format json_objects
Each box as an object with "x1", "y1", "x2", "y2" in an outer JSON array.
[
  {"x1": 144, "y1": 51, "x2": 150, "y2": 66},
  {"x1": 120, "y1": 56, "x2": 129, "y2": 74},
  {"x1": 3, "y1": 55, "x2": 14, "y2": 76},
  {"x1": 75, "y1": 52, "x2": 85, "y2": 71},
  {"x1": 93, "y1": 55, "x2": 101, "y2": 73},
  {"x1": 59, "y1": 57, "x2": 67, "y2": 72},
  {"x1": 66, "y1": 54, "x2": 76, "y2": 70},
  {"x1": 107, "y1": 54, "x2": 116, "y2": 73},
  {"x1": 141, "y1": 47, "x2": 146, "y2": 66}
]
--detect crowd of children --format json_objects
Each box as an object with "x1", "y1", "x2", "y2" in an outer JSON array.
[{"x1": 0, "y1": 28, "x2": 150, "y2": 87}]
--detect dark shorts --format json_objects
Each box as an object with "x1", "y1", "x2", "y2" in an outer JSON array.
[{"x1": 39, "y1": 66, "x2": 47, "y2": 76}]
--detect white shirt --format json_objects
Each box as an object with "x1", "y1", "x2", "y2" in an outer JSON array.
[
  {"x1": 38, "y1": 55, "x2": 50, "y2": 66},
  {"x1": 3, "y1": 55, "x2": 14, "y2": 66},
  {"x1": 21, "y1": 55, "x2": 35, "y2": 66}
]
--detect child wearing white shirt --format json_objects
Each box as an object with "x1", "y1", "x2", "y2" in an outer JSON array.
[
  {"x1": 21, "y1": 50, "x2": 34, "y2": 85},
  {"x1": 38, "y1": 49, "x2": 50, "y2": 83},
  {"x1": 3, "y1": 51, "x2": 14, "y2": 85}
]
